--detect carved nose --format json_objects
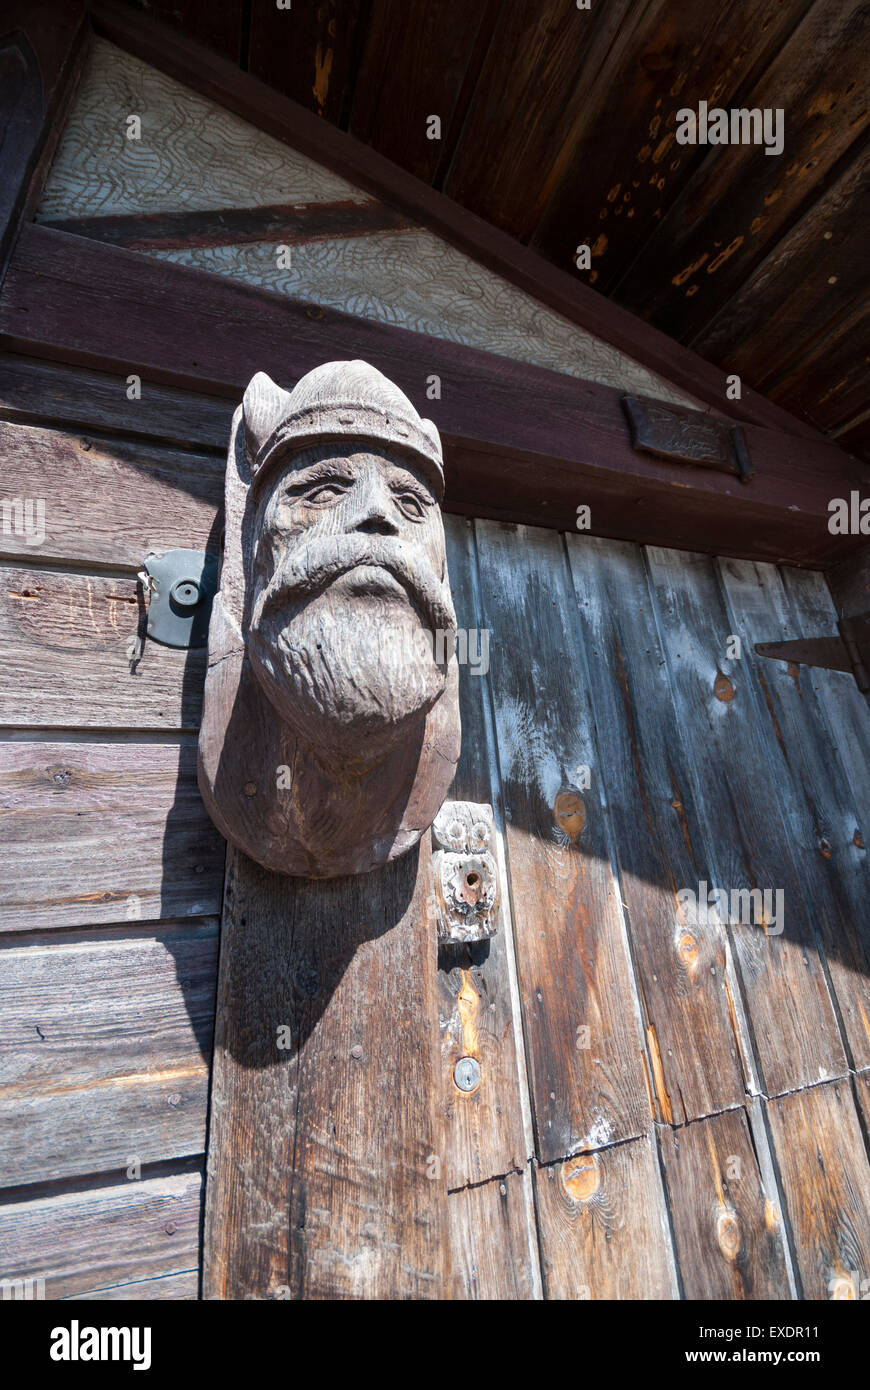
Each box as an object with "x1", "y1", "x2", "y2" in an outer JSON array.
[{"x1": 351, "y1": 506, "x2": 399, "y2": 538}]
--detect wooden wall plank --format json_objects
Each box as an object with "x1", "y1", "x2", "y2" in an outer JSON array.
[
  {"x1": 765, "y1": 1079, "x2": 870, "y2": 1300},
  {"x1": 0, "y1": 738, "x2": 225, "y2": 931},
  {"x1": 644, "y1": 546, "x2": 847, "y2": 1096},
  {"x1": 0, "y1": 925, "x2": 216, "y2": 1186},
  {"x1": 439, "y1": 518, "x2": 531, "y2": 1190},
  {"x1": 0, "y1": 566, "x2": 204, "y2": 731},
  {"x1": 565, "y1": 534, "x2": 747, "y2": 1124},
  {"x1": 0, "y1": 1169, "x2": 202, "y2": 1299},
  {"x1": 473, "y1": 520, "x2": 649, "y2": 1162},
  {"x1": 448, "y1": 1170, "x2": 540, "y2": 1300},
  {"x1": 717, "y1": 557, "x2": 870, "y2": 1070},
  {"x1": 617, "y1": 0, "x2": 870, "y2": 341},
  {"x1": 658, "y1": 1107, "x2": 792, "y2": 1299},
  {"x1": 0, "y1": 354, "x2": 232, "y2": 451},
  {"x1": 535, "y1": 1134, "x2": 678, "y2": 1299},
  {"x1": 203, "y1": 843, "x2": 448, "y2": 1300},
  {"x1": 0, "y1": 420, "x2": 222, "y2": 568},
  {"x1": 3, "y1": 228, "x2": 862, "y2": 567}
]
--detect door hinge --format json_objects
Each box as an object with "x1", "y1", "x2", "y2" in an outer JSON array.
[{"x1": 754, "y1": 612, "x2": 870, "y2": 694}]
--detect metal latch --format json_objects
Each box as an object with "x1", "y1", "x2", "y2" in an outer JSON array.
[
  {"x1": 141, "y1": 549, "x2": 219, "y2": 649},
  {"x1": 432, "y1": 801, "x2": 499, "y2": 946},
  {"x1": 755, "y1": 612, "x2": 870, "y2": 695},
  {"x1": 622, "y1": 394, "x2": 752, "y2": 483}
]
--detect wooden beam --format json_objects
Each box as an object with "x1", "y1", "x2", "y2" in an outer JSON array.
[
  {"x1": 88, "y1": 0, "x2": 824, "y2": 444},
  {"x1": 0, "y1": 1, "x2": 89, "y2": 284},
  {"x1": 1, "y1": 225, "x2": 864, "y2": 567}
]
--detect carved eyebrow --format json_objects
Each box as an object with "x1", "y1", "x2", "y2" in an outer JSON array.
[
  {"x1": 280, "y1": 460, "x2": 358, "y2": 493},
  {"x1": 385, "y1": 467, "x2": 435, "y2": 504}
]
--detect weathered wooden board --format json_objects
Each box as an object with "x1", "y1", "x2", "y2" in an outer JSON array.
[
  {"x1": 765, "y1": 1079, "x2": 870, "y2": 1300},
  {"x1": 658, "y1": 1106, "x2": 791, "y2": 1299},
  {"x1": 0, "y1": 738, "x2": 225, "y2": 930},
  {"x1": 448, "y1": 1169, "x2": 540, "y2": 1300},
  {"x1": 440, "y1": 517, "x2": 530, "y2": 1189},
  {"x1": 565, "y1": 534, "x2": 746, "y2": 1123},
  {"x1": 0, "y1": 924, "x2": 216, "y2": 1185},
  {"x1": 0, "y1": 353, "x2": 232, "y2": 451},
  {"x1": 0, "y1": 420, "x2": 222, "y2": 568},
  {"x1": 0, "y1": 1168, "x2": 202, "y2": 1299},
  {"x1": 5, "y1": 227, "x2": 865, "y2": 568},
  {"x1": 644, "y1": 546, "x2": 846, "y2": 1096},
  {"x1": 473, "y1": 520, "x2": 649, "y2": 1161},
  {"x1": 0, "y1": 566, "x2": 205, "y2": 730},
  {"x1": 535, "y1": 1134, "x2": 678, "y2": 1300},
  {"x1": 248, "y1": 0, "x2": 367, "y2": 125},
  {"x1": 203, "y1": 842, "x2": 448, "y2": 1300},
  {"x1": 717, "y1": 557, "x2": 870, "y2": 1070},
  {"x1": 618, "y1": 1, "x2": 870, "y2": 339}
]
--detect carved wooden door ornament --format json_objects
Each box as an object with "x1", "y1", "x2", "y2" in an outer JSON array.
[{"x1": 198, "y1": 360, "x2": 461, "y2": 877}]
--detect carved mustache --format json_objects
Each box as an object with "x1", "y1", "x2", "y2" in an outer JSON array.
[{"x1": 251, "y1": 534, "x2": 457, "y2": 638}]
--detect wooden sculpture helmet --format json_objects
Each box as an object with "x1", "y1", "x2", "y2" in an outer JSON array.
[{"x1": 197, "y1": 360, "x2": 461, "y2": 878}]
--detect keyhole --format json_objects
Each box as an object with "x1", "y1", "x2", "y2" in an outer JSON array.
[{"x1": 466, "y1": 871, "x2": 480, "y2": 888}]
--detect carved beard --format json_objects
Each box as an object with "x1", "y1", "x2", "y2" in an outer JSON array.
[{"x1": 248, "y1": 533, "x2": 457, "y2": 764}]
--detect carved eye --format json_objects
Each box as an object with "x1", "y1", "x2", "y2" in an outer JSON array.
[{"x1": 394, "y1": 491, "x2": 426, "y2": 521}]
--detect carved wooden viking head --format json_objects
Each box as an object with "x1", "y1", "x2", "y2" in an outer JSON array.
[{"x1": 197, "y1": 360, "x2": 461, "y2": 877}]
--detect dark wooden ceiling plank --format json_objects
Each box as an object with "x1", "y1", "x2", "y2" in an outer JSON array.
[
  {"x1": 349, "y1": 0, "x2": 493, "y2": 186},
  {"x1": 690, "y1": 138, "x2": 870, "y2": 387},
  {"x1": 440, "y1": 0, "x2": 636, "y2": 240},
  {"x1": 614, "y1": 0, "x2": 870, "y2": 341},
  {"x1": 0, "y1": 224, "x2": 862, "y2": 569},
  {"x1": 88, "y1": 0, "x2": 824, "y2": 443},
  {"x1": 530, "y1": 0, "x2": 817, "y2": 294},
  {"x1": 0, "y1": 1, "x2": 89, "y2": 285},
  {"x1": 767, "y1": 302, "x2": 870, "y2": 434},
  {"x1": 247, "y1": 0, "x2": 368, "y2": 124},
  {"x1": 127, "y1": 0, "x2": 245, "y2": 64}
]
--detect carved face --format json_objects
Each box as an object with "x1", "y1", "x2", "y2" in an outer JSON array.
[{"x1": 247, "y1": 442, "x2": 457, "y2": 761}]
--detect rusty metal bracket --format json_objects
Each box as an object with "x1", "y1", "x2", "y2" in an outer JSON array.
[
  {"x1": 432, "y1": 801, "x2": 499, "y2": 946},
  {"x1": 622, "y1": 394, "x2": 752, "y2": 483},
  {"x1": 754, "y1": 611, "x2": 870, "y2": 694}
]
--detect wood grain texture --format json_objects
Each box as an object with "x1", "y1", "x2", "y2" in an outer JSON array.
[
  {"x1": 4, "y1": 228, "x2": 863, "y2": 567},
  {"x1": 474, "y1": 520, "x2": 649, "y2": 1161},
  {"x1": 0, "y1": 419, "x2": 222, "y2": 568},
  {"x1": 0, "y1": 1169, "x2": 202, "y2": 1299},
  {"x1": 439, "y1": 517, "x2": 531, "y2": 1189},
  {"x1": 644, "y1": 546, "x2": 847, "y2": 1096},
  {"x1": 248, "y1": 0, "x2": 367, "y2": 124},
  {"x1": 535, "y1": 1134, "x2": 678, "y2": 1300},
  {"x1": 717, "y1": 556, "x2": 870, "y2": 1070},
  {"x1": 765, "y1": 1079, "x2": 870, "y2": 1300},
  {"x1": 88, "y1": 0, "x2": 824, "y2": 441},
  {"x1": 658, "y1": 1107, "x2": 791, "y2": 1299},
  {"x1": 448, "y1": 1170, "x2": 540, "y2": 1300},
  {"x1": 203, "y1": 841, "x2": 448, "y2": 1299},
  {"x1": 565, "y1": 535, "x2": 746, "y2": 1124},
  {"x1": 36, "y1": 37, "x2": 366, "y2": 221},
  {"x1": 617, "y1": 0, "x2": 870, "y2": 340},
  {"x1": 0, "y1": 565, "x2": 205, "y2": 730},
  {"x1": 0, "y1": 738, "x2": 225, "y2": 930},
  {"x1": 0, "y1": 353, "x2": 233, "y2": 451},
  {"x1": 0, "y1": 924, "x2": 216, "y2": 1186}
]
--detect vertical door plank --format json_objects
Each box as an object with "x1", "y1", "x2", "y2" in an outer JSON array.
[
  {"x1": 535, "y1": 1134, "x2": 677, "y2": 1300},
  {"x1": 448, "y1": 1169, "x2": 540, "y2": 1300},
  {"x1": 765, "y1": 1079, "x2": 870, "y2": 1300},
  {"x1": 565, "y1": 534, "x2": 746, "y2": 1123},
  {"x1": 717, "y1": 557, "x2": 870, "y2": 1070},
  {"x1": 474, "y1": 520, "x2": 649, "y2": 1162},
  {"x1": 645, "y1": 546, "x2": 846, "y2": 1096},
  {"x1": 440, "y1": 517, "x2": 532, "y2": 1189},
  {"x1": 658, "y1": 1106, "x2": 792, "y2": 1299},
  {"x1": 203, "y1": 842, "x2": 448, "y2": 1300}
]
